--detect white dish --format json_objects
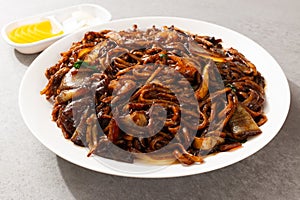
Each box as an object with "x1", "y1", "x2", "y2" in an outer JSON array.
[
  {"x1": 19, "y1": 17, "x2": 290, "y2": 178},
  {"x1": 2, "y1": 4, "x2": 111, "y2": 54}
]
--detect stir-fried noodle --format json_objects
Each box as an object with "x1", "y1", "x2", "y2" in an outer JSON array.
[{"x1": 41, "y1": 25, "x2": 267, "y2": 165}]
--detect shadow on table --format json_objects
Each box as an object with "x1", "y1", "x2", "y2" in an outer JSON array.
[
  {"x1": 14, "y1": 49, "x2": 40, "y2": 66},
  {"x1": 56, "y1": 80, "x2": 300, "y2": 200},
  {"x1": 56, "y1": 156, "x2": 232, "y2": 200}
]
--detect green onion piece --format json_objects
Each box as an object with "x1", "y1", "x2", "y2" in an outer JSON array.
[
  {"x1": 159, "y1": 54, "x2": 168, "y2": 59},
  {"x1": 226, "y1": 83, "x2": 237, "y2": 93},
  {"x1": 73, "y1": 60, "x2": 84, "y2": 69},
  {"x1": 73, "y1": 60, "x2": 97, "y2": 70}
]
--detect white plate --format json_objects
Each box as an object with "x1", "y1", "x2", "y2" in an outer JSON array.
[
  {"x1": 19, "y1": 17, "x2": 290, "y2": 178},
  {"x1": 2, "y1": 4, "x2": 111, "y2": 54}
]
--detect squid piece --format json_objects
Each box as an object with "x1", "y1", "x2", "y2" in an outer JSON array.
[{"x1": 227, "y1": 104, "x2": 262, "y2": 140}]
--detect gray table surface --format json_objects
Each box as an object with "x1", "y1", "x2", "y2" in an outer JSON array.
[{"x1": 1, "y1": 0, "x2": 299, "y2": 199}]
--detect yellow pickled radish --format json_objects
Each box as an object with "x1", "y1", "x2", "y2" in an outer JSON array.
[
  {"x1": 8, "y1": 28, "x2": 30, "y2": 43},
  {"x1": 8, "y1": 20, "x2": 63, "y2": 44}
]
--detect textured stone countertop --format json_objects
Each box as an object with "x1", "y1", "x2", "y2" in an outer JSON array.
[{"x1": 1, "y1": 0, "x2": 299, "y2": 199}]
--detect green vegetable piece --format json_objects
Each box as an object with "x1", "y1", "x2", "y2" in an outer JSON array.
[
  {"x1": 159, "y1": 53, "x2": 168, "y2": 59},
  {"x1": 226, "y1": 83, "x2": 237, "y2": 93},
  {"x1": 73, "y1": 60, "x2": 84, "y2": 69},
  {"x1": 73, "y1": 60, "x2": 97, "y2": 70}
]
